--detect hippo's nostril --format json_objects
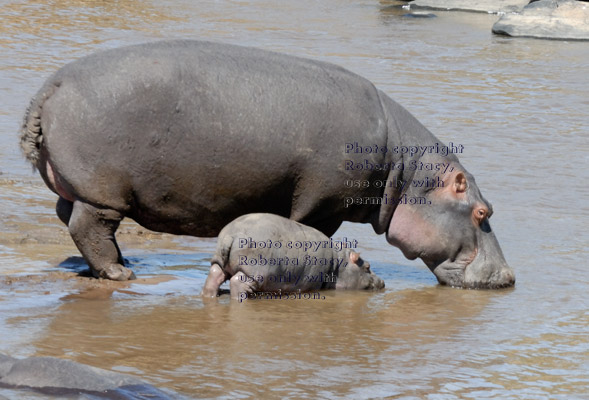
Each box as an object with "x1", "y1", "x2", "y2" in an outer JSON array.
[
  {"x1": 502, "y1": 268, "x2": 516, "y2": 286},
  {"x1": 488, "y1": 268, "x2": 515, "y2": 288}
]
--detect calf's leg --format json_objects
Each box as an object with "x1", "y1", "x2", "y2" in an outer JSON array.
[
  {"x1": 229, "y1": 271, "x2": 259, "y2": 300},
  {"x1": 202, "y1": 263, "x2": 227, "y2": 297}
]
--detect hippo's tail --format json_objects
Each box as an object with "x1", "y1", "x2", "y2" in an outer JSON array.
[
  {"x1": 20, "y1": 84, "x2": 56, "y2": 170},
  {"x1": 210, "y1": 234, "x2": 236, "y2": 269},
  {"x1": 20, "y1": 96, "x2": 44, "y2": 170}
]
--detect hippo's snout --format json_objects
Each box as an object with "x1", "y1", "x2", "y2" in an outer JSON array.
[
  {"x1": 370, "y1": 273, "x2": 385, "y2": 290},
  {"x1": 462, "y1": 226, "x2": 515, "y2": 289},
  {"x1": 500, "y1": 267, "x2": 515, "y2": 286},
  {"x1": 426, "y1": 216, "x2": 516, "y2": 290},
  {"x1": 491, "y1": 267, "x2": 515, "y2": 288}
]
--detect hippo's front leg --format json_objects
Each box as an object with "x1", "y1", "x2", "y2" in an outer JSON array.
[{"x1": 68, "y1": 201, "x2": 135, "y2": 281}]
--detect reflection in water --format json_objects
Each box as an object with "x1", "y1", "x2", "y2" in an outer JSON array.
[
  {"x1": 29, "y1": 286, "x2": 501, "y2": 397},
  {"x1": 0, "y1": 0, "x2": 588, "y2": 398}
]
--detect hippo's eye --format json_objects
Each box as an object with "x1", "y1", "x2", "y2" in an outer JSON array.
[{"x1": 474, "y1": 207, "x2": 488, "y2": 224}]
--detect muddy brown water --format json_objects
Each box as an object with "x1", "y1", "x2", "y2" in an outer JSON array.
[{"x1": 0, "y1": 1, "x2": 588, "y2": 399}]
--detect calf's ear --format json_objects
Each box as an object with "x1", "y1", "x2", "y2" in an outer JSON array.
[{"x1": 349, "y1": 251, "x2": 359, "y2": 264}]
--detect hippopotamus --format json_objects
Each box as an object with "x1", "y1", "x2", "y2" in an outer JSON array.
[
  {"x1": 202, "y1": 213, "x2": 385, "y2": 299},
  {"x1": 20, "y1": 39, "x2": 514, "y2": 289}
]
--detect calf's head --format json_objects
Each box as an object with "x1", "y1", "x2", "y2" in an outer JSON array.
[
  {"x1": 336, "y1": 252, "x2": 385, "y2": 290},
  {"x1": 386, "y1": 163, "x2": 515, "y2": 289}
]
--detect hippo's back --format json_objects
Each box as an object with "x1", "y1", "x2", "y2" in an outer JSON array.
[{"x1": 29, "y1": 40, "x2": 389, "y2": 236}]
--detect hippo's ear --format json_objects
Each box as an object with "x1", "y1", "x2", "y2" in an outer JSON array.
[
  {"x1": 453, "y1": 172, "x2": 467, "y2": 194},
  {"x1": 349, "y1": 251, "x2": 359, "y2": 264}
]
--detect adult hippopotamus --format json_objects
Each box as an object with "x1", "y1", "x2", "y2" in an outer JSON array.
[
  {"x1": 202, "y1": 213, "x2": 385, "y2": 299},
  {"x1": 20, "y1": 39, "x2": 514, "y2": 288}
]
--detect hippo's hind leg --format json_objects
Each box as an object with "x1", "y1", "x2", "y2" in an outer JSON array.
[
  {"x1": 68, "y1": 200, "x2": 135, "y2": 281},
  {"x1": 202, "y1": 263, "x2": 228, "y2": 297},
  {"x1": 229, "y1": 271, "x2": 259, "y2": 300}
]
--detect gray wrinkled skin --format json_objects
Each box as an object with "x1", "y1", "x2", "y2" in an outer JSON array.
[
  {"x1": 202, "y1": 213, "x2": 384, "y2": 298},
  {"x1": 20, "y1": 39, "x2": 514, "y2": 288}
]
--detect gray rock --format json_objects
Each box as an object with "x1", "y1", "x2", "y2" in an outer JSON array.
[
  {"x1": 0, "y1": 354, "x2": 175, "y2": 399},
  {"x1": 408, "y1": 0, "x2": 530, "y2": 13},
  {"x1": 0, "y1": 355, "x2": 15, "y2": 378},
  {"x1": 402, "y1": 11, "x2": 437, "y2": 18},
  {"x1": 493, "y1": 0, "x2": 589, "y2": 40},
  {"x1": 1, "y1": 357, "x2": 139, "y2": 391}
]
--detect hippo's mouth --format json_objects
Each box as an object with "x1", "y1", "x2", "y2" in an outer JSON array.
[
  {"x1": 462, "y1": 271, "x2": 515, "y2": 289},
  {"x1": 428, "y1": 251, "x2": 515, "y2": 289},
  {"x1": 428, "y1": 262, "x2": 467, "y2": 288}
]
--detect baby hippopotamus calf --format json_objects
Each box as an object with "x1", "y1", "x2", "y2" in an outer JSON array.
[{"x1": 203, "y1": 213, "x2": 385, "y2": 299}]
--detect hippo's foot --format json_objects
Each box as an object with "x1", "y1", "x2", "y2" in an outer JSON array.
[
  {"x1": 229, "y1": 271, "x2": 259, "y2": 300},
  {"x1": 68, "y1": 200, "x2": 135, "y2": 281},
  {"x1": 202, "y1": 263, "x2": 226, "y2": 297},
  {"x1": 94, "y1": 263, "x2": 136, "y2": 281}
]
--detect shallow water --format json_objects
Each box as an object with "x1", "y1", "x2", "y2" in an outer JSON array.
[{"x1": 0, "y1": 0, "x2": 587, "y2": 399}]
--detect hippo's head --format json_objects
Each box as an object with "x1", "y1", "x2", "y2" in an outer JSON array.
[
  {"x1": 336, "y1": 251, "x2": 385, "y2": 290},
  {"x1": 386, "y1": 160, "x2": 515, "y2": 289}
]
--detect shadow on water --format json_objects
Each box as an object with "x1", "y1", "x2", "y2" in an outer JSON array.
[{"x1": 57, "y1": 253, "x2": 212, "y2": 277}]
